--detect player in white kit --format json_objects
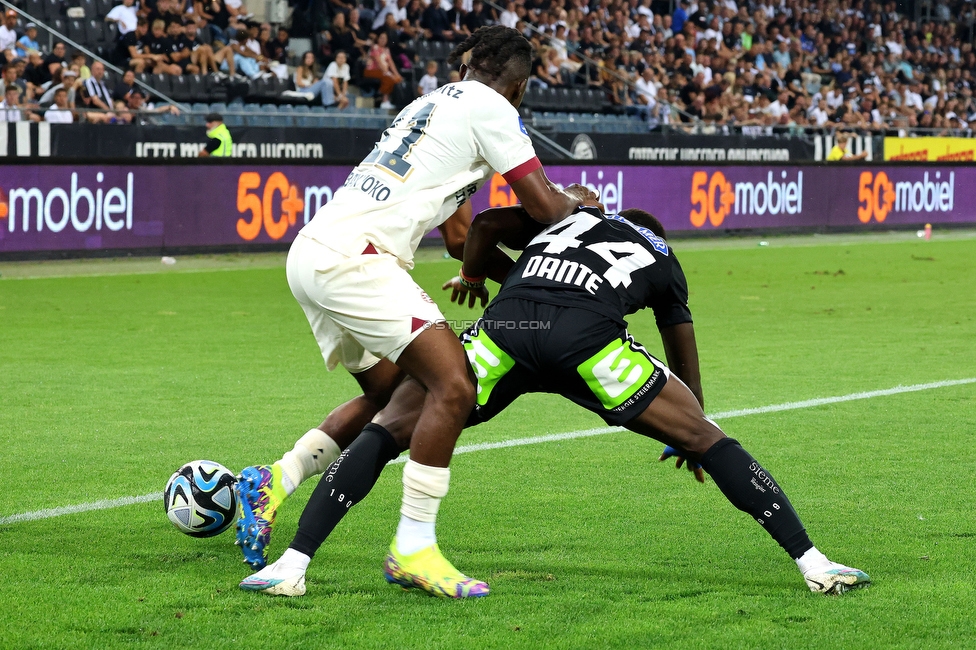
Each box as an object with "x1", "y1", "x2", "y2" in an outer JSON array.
[{"x1": 233, "y1": 26, "x2": 599, "y2": 597}]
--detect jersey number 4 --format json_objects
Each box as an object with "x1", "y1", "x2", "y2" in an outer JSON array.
[
  {"x1": 532, "y1": 212, "x2": 656, "y2": 288},
  {"x1": 363, "y1": 103, "x2": 435, "y2": 181}
]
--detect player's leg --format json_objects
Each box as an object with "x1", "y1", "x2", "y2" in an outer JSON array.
[
  {"x1": 240, "y1": 320, "x2": 530, "y2": 597},
  {"x1": 235, "y1": 236, "x2": 407, "y2": 570},
  {"x1": 380, "y1": 324, "x2": 490, "y2": 598},
  {"x1": 240, "y1": 379, "x2": 424, "y2": 596},
  {"x1": 235, "y1": 360, "x2": 404, "y2": 570},
  {"x1": 625, "y1": 376, "x2": 870, "y2": 594}
]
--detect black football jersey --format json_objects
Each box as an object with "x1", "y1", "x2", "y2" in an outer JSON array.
[{"x1": 495, "y1": 207, "x2": 693, "y2": 329}]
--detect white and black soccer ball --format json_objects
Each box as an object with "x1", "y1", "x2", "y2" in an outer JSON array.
[{"x1": 164, "y1": 460, "x2": 238, "y2": 538}]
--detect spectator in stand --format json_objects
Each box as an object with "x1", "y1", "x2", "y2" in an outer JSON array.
[
  {"x1": 446, "y1": 0, "x2": 470, "y2": 40},
  {"x1": 1, "y1": 61, "x2": 26, "y2": 99},
  {"x1": 147, "y1": 19, "x2": 183, "y2": 75},
  {"x1": 44, "y1": 86, "x2": 73, "y2": 123},
  {"x1": 257, "y1": 23, "x2": 287, "y2": 78},
  {"x1": 196, "y1": 0, "x2": 231, "y2": 45},
  {"x1": 42, "y1": 42, "x2": 67, "y2": 80},
  {"x1": 465, "y1": 0, "x2": 491, "y2": 33},
  {"x1": 15, "y1": 23, "x2": 40, "y2": 59},
  {"x1": 363, "y1": 30, "x2": 402, "y2": 109},
  {"x1": 266, "y1": 25, "x2": 290, "y2": 75},
  {"x1": 106, "y1": 0, "x2": 140, "y2": 37},
  {"x1": 183, "y1": 21, "x2": 219, "y2": 74},
  {"x1": 418, "y1": 59, "x2": 439, "y2": 95},
  {"x1": 112, "y1": 68, "x2": 138, "y2": 102},
  {"x1": 372, "y1": 0, "x2": 408, "y2": 32},
  {"x1": 292, "y1": 50, "x2": 320, "y2": 92},
  {"x1": 1, "y1": 10, "x2": 18, "y2": 63},
  {"x1": 23, "y1": 50, "x2": 53, "y2": 88},
  {"x1": 421, "y1": 0, "x2": 455, "y2": 42},
  {"x1": 219, "y1": 28, "x2": 262, "y2": 79},
  {"x1": 37, "y1": 67, "x2": 76, "y2": 105},
  {"x1": 71, "y1": 53, "x2": 90, "y2": 81},
  {"x1": 1, "y1": 83, "x2": 38, "y2": 121},
  {"x1": 499, "y1": 2, "x2": 518, "y2": 30},
  {"x1": 328, "y1": 12, "x2": 367, "y2": 65},
  {"x1": 324, "y1": 50, "x2": 351, "y2": 108},
  {"x1": 80, "y1": 61, "x2": 112, "y2": 112},
  {"x1": 530, "y1": 46, "x2": 561, "y2": 88},
  {"x1": 285, "y1": 49, "x2": 348, "y2": 108},
  {"x1": 167, "y1": 21, "x2": 200, "y2": 74},
  {"x1": 119, "y1": 18, "x2": 154, "y2": 73}
]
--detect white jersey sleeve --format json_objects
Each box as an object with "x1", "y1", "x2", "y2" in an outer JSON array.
[
  {"x1": 299, "y1": 80, "x2": 540, "y2": 269},
  {"x1": 469, "y1": 99, "x2": 541, "y2": 183}
]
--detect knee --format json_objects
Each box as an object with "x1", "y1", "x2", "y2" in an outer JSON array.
[
  {"x1": 361, "y1": 385, "x2": 396, "y2": 412},
  {"x1": 682, "y1": 419, "x2": 725, "y2": 456},
  {"x1": 439, "y1": 376, "x2": 476, "y2": 414}
]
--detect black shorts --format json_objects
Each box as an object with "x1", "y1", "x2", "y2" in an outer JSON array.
[{"x1": 461, "y1": 298, "x2": 669, "y2": 427}]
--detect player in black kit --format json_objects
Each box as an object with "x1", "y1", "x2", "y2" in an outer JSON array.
[{"x1": 240, "y1": 206, "x2": 870, "y2": 598}]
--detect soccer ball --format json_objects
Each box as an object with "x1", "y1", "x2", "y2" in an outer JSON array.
[{"x1": 164, "y1": 460, "x2": 238, "y2": 538}]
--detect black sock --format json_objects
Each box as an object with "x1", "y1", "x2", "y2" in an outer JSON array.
[
  {"x1": 700, "y1": 438, "x2": 814, "y2": 560},
  {"x1": 290, "y1": 423, "x2": 402, "y2": 558}
]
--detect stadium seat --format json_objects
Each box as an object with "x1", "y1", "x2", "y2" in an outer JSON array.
[
  {"x1": 105, "y1": 21, "x2": 117, "y2": 42},
  {"x1": 150, "y1": 73, "x2": 172, "y2": 99},
  {"x1": 209, "y1": 102, "x2": 228, "y2": 114},
  {"x1": 310, "y1": 105, "x2": 326, "y2": 114},
  {"x1": 49, "y1": 17, "x2": 66, "y2": 35},
  {"x1": 85, "y1": 19, "x2": 105, "y2": 43},
  {"x1": 521, "y1": 86, "x2": 541, "y2": 110},
  {"x1": 416, "y1": 40, "x2": 433, "y2": 62},
  {"x1": 223, "y1": 114, "x2": 244, "y2": 127},
  {"x1": 67, "y1": 19, "x2": 86, "y2": 45},
  {"x1": 247, "y1": 77, "x2": 272, "y2": 101},
  {"x1": 269, "y1": 76, "x2": 288, "y2": 97},
  {"x1": 191, "y1": 102, "x2": 209, "y2": 114},
  {"x1": 187, "y1": 74, "x2": 206, "y2": 100},
  {"x1": 206, "y1": 77, "x2": 228, "y2": 103},
  {"x1": 268, "y1": 114, "x2": 292, "y2": 127},
  {"x1": 79, "y1": 0, "x2": 96, "y2": 19},
  {"x1": 43, "y1": 0, "x2": 64, "y2": 19},
  {"x1": 95, "y1": 0, "x2": 112, "y2": 17},
  {"x1": 25, "y1": 0, "x2": 44, "y2": 19},
  {"x1": 293, "y1": 105, "x2": 310, "y2": 114},
  {"x1": 170, "y1": 75, "x2": 191, "y2": 102}
]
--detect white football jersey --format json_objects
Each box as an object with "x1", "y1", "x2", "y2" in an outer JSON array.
[{"x1": 300, "y1": 80, "x2": 540, "y2": 268}]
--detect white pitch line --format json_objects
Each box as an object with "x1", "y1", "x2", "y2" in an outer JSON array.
[{"x1": 2, "y1": 377, "x2": 973, "y2": 526}]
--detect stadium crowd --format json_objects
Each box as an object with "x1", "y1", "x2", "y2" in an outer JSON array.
[{"x1": 1, "y1": 0, "x2": 975, "y2": 132}]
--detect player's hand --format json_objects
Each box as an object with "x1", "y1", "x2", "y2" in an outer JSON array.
[
  {"x1": 442, "y1": 276, "x2": 489, "y2": 308},
  {"x1": 565, "y1": 183, "x2": 605, "y2": 212},
  {"x1": 659, "y1": 445, "x2": 705, "y2": 483}
]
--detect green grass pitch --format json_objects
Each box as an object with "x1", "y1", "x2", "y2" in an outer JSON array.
[{"x1": 1, "y1": 231, "x2": 974, "y2": 649}]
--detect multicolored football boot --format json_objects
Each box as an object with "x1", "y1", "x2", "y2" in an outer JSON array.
[
  {"x1": 803, "y1": 563, "x2": 871, "y2": 595},
  {"x1": 235, "y1": 464, "x2": 287, "y2": 570},
  {"x1": 239, "y1": 560, "x2": 306, "y2": 597},
  {"x1": 383, "y1": 541, "x2": 489, "y2": 599}
]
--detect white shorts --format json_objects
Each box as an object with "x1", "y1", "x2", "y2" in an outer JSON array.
[{"x1": 286, "y1": 234, "x2": 446, "y2": 373}]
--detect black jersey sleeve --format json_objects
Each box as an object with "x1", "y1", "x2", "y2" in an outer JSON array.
[
  {"x1": 647, "y1": 254, "x2": 693, "y2": 329},
  {"x1": 204, "y1": 137, "x2": 221, "y2": 153}
]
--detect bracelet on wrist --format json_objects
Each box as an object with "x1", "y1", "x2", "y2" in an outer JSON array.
[{"x1": 458, "y1": 267, "x2": 486, "y2": 289}]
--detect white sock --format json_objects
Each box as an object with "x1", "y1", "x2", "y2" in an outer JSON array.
[
  {"x1": 395, "y1": 516, "x2": 437, "y2": 555},
  {"x1": 276, "y1": 548, "x2": 311, "y2": 573},
  {"x1": 796, "y1": 547, "x2": 831, "y2": 575},
  {"x1": 276, "y1": 428, "x2": 342, "y2": 495},
  {"x1": 395, "y1": 459, "x2": 450, "y2": 555}
]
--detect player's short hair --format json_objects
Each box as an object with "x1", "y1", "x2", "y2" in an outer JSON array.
[
  {"x1": 618, "y1": 208, "x2": 666, "y2": 240},
  {"x1": 205, "y1": 112, "x2": 223, "y2": 123},
  {"x1": 448, "y1": 25, "x2": 532, "y2": 85}
]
